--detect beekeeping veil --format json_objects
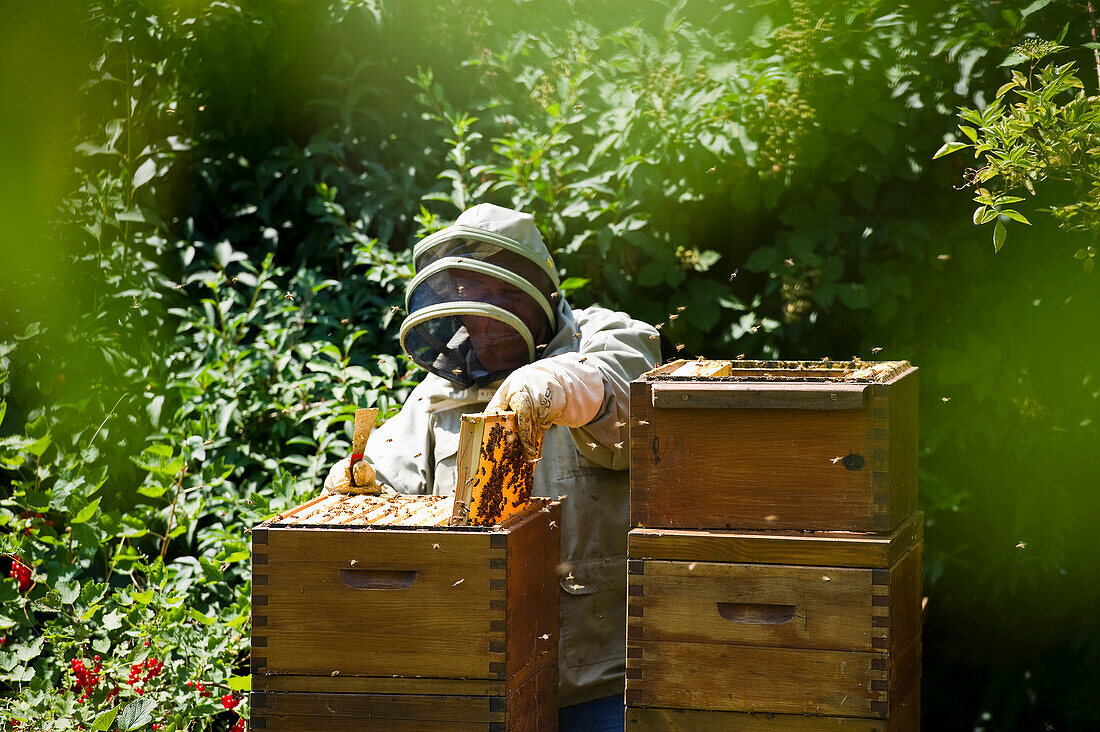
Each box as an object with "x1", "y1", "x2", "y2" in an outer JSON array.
[{"x1": 400, "y1": 204, "x2": 560, "y2": 388}]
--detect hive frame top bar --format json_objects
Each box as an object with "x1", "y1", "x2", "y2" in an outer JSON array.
[
  {"x1": 643, "y1": 359, "x2": 913, "y2": 384},
  {"x1": 260, "y1": 493, "x2": 553, "y2": 532}
]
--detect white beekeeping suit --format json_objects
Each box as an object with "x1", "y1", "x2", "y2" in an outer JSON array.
[{"x1": 330, "y1": 203, "x2": 660, "y2": 707}]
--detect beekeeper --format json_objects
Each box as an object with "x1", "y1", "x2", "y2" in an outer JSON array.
[{"x1": 324, "y1": 203, "x2": 659, "y2": 729}]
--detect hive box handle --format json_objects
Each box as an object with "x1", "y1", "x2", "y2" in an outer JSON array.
[
  {"x1": 717, "y1": 602, "x2": 797, "y2": 625},
  {"x1": 340, "y1": 569, "x2": 417, "y2": 590}
]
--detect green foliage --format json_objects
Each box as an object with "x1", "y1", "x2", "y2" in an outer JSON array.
[
  {"x1": 1, "y1": 0, "x2": 1099, "y2": 730},
  {"x1": 936, "y1": 38, "x2": 1100, "y2": 263}
]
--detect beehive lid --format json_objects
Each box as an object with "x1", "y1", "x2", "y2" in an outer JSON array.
[
  {"x1": 644, "y1": 359, "x2": 912, "y2": 383},
  {"x1": 639, "y1": 359, "x2": 915, "y2": 410}
]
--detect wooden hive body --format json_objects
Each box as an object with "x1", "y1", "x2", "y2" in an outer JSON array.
[
  {"x1": 625, "y1": 514, "x2": 922, "y2": 730},
  {"x1": 630, "y1": 359, "x2": 918, "y2": 532},
  {"x1": 250, "y1": 494, "x2": 561, "y2": 731}
]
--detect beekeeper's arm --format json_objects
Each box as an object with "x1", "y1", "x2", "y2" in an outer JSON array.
[
  {"x1": 323, "y1": 381, "x2": 436, "y2": 495},
  {"x1": 487, "y1": 307, "x2": 660, "y2": 470}
]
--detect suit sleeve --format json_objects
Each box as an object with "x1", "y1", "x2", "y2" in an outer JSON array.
[
  {"x1": 364, "y1": 380, "x2": 436, "y2": 495},
  {"x1": 568, "y1": 306, "x2": 661, "y2": 470}
]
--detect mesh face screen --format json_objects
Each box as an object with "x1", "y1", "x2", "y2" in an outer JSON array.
[
  {"x1": 414, "y1": 237, "x2": 556, "y2": 301},
  {"x1": 403, "y1": 313, "x2": 532, "y2": 387},
  {"x1": 408, "y1": 268, "x2": 552, "y2": 349}
]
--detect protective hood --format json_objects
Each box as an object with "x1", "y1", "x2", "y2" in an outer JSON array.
[{"x1": 400, "y1": 204, "x2": 561, "y2": 388}]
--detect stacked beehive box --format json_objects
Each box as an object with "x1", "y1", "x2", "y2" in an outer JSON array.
[
  {"x1": 250, "y1": 492, "x2": 560, "y2": 731},
  {"x1": 626, "y1": 359, "x2": 922, "y2": 730}
]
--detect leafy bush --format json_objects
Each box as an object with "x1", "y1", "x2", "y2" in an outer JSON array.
[
  {"x1": 936, "y1": 37, "x2": 1100, "y2": 264},
  {"x1": 2, "y1": 1, "x2": 1099, "y2": 730}
]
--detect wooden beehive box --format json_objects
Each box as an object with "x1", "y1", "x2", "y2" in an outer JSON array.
[
  {"x1": 630, "y1": 359, "x2": 918, "y2": 532},
  {"x1": 250, "y1": 492, "x2": 561, "y2": 731},
  {"x1": 625, "y1": 513, "x2": 923, "y2": 729}
]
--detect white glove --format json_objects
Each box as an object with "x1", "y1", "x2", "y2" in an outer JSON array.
[
  {"x1": 485, "y1": 354, "x2": 605, "y2": 461},
  {"x1": 323, "y1": 457, "x2": 379, "y2": 495}
]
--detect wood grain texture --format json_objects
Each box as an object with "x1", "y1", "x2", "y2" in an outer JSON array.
[
  {"x1": 259, "y1": 527, "x2": 497, "y2": 679},
  {"x1": 504, "y1": 502, "x2": 561, "y2": 680},
  {"x1": 624, "y1": 534, "x2": 923, "y2": 722},
  {"x1": 254, "y1": 500, "x2": 560, "y2": 684},
  {"x1": 651, "y1": 382, "x2": 868, "y2": 410},
  {"x1": 625, "y1": 641, "x2": 886, "y2": 717},
  {"x1": 627, "y1": 513, "x2": 922, "y2": 568},
  {"x1": 249, "y1": 659, "x2": 558, "y2": 731},
  {"x1": 630, "y1": 367, "x2": 917, "y2": 532},
  {"x1": 671, "y1": 360, "x2": 733, "y2": 378},
  {"x1": 629, "y1": 560, "x2": 877, "y2": 652},
  {"x1": 625, "y1": 705, "x2": 919, "y2": 731}
]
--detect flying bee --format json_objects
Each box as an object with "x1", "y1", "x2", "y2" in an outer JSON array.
[
  {"x1": 729, "y1": 269, "x2": 739, "y2": 280},
  {"x1": 871, "y1": 347, "x2": 883, "y2": 354},
  {"x1": 676, "y1": 306, "x2": 686, "y2": 312},
  {"x1": 669, "y1": 314, "x2": 679, "y2": 321},
  {"x1": 675, "y1": 344, "x2": 685, "y2": 352}
]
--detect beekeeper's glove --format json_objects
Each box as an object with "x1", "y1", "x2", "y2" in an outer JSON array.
[
  {"x1": 323, "y1": 457, "x2": 378, "y2": 495},
  {"x1": 485, "y1": 353, "x2": 605, "y2": 461}
]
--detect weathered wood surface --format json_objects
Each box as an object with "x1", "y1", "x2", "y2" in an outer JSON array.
[
  {"x1": 628, "y1": 512, "x2": 922, "y2": 568},
  {"x1": 670, "y1": 360, "x2": 733, "y2": 378},
  {"x1": 626, "y1": 690, "x2": 919, "y2": 731},
  {"x1": 627, "y1": 641, "x2": 891, "y2": 717},
  {"x1": 630, "y1": 365, "x2": 918, "y2": 532},
  {"x1": 252, "y1": 499, "x2": 559, "y2": 688},
  {"x1": 630, "y1": 560, "x2": 882, "y2": 652},
  {"x1": 625, "y1": 526, "x2": 922, "y2": 721},
  {"x1": 505, "y1": 501, "x2": 561, "y2": 680},
  {"x1": 651, "y1": 381, "x2": 869, "y2": 410},
  {"x1": 250, "y1": 659, "x2": 558, "y2": 731}
]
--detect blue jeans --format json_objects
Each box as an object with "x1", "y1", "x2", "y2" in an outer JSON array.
[{"x1": 558, "y1": 694, "x2": 624, "y2": 732}]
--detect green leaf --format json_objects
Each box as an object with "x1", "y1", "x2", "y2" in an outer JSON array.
[
  {"x1": 133, "y1": 158, "x2": 157, "y2": 189},
  {"x1": 91, "y1": 707, "x2": 119, "y2": 732},
  {"x1": 72, "y1": 498, "x2": 100, "y2": 524},
  {"x1": 227, "y1": 675, "x2": 252, "y2": 691},
  {"x1": 993, "y1": 220, "x2": 1007, "y2": 253},
  {"x1": 1085, "y1": 258, "x2": 1095, "y2": 273},
  {"x1": 190, "y1": 607, "x2": 216, "y2": 625},
  {"x1": 1001, "y1": 209, "x2": 1031, "y2": 225},
  {"x1": 27, "y1": 433, "x2": 51, "y2": 457},
  {"x1": 995, "y1": 82, "x2": 1017, "y2": 99},
  {"x1": 559, "y1": 277, "x2": 589, "y2": 296},
  {"x1": 959, "y1": 125, "x2": 979, "y2": 142},
  {"x1": 0, "y1": 401, "x2": 6, "y2": 429},
  {"x1": 56, "y1": 580, "x2": 79, "y2": 605},
  {"x1": 119, "y1": 697, "x2": 156, "y2": 730},
  {"x1": 933, "y1": 141, "x2": 968, "y2": 159},
  {"x1": 1021, "y1": 0, "x2": 1053, "y2": 16}
]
